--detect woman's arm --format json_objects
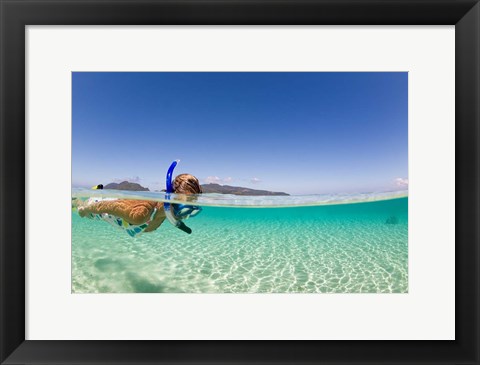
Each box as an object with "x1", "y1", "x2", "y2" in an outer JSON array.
[
  {"x1": 143, "y1": 202, "x2": 166, "y2": 232},
  {"x1": 79, "y1": 199, "x2": 157, "y2": 225}
]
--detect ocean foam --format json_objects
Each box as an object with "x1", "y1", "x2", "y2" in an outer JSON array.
[{"x1": 72, "y1": 188, "x2": 408, "y2": 208}]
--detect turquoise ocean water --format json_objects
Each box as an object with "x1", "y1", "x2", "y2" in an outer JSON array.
[{"x1": 72, "y1": 190, "x2": 408, "y2": 293}]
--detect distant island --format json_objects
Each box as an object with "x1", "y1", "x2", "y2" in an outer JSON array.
[
  {"x1": 103, "y1": 181, "x2": 288, "y2": 196},
  {"x1": 201, "y1": 183, "x2": 289, "y2": 196},
  {"x1": 104, "y1": 181, "x2": 150, "y2": 191}
]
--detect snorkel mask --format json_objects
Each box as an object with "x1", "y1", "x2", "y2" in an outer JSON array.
[{"x1": 164, "y1": 160, "x2": 202, "y2": 234}]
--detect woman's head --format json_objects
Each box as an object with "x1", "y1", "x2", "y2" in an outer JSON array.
[{"x1": 173, "y1": 174, "x2": 202, "y2": 195}]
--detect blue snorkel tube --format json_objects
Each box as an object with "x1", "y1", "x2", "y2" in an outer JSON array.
[{"x1": 164, "y1": 160, "x2": 193, "y2": 234}]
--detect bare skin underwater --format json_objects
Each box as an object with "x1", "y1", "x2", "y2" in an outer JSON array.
[{"x1": 77, "y1": 173, "x2": 202, "y2": 234}]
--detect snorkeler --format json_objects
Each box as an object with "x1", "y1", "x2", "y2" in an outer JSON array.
[{"x1": 77, "y1": 161, "x2": 202, "y2": 237}]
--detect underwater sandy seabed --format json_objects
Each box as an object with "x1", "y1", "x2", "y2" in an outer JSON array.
[{"x1": 72, "y1": 197, "x2": 408, "y2": 293}]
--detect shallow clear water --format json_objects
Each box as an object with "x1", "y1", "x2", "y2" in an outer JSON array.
[{"x1": 72, "y1": 193, "x2": 408, "y2": 293}]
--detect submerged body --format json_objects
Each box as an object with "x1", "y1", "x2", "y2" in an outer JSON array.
[
  {"x1": 79, "y1": 198, "x2": 165, "y2": 237},
  {"x1": 77, "y1": 167, "x2": 202, "y2": 236}
]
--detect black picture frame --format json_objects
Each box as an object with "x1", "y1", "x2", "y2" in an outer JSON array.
[{"x1": 1, "y1": 0, "x2": 478, "y2": 364}]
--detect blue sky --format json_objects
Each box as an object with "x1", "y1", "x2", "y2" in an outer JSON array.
[{"x1": 72, "y1": 72, "x2": 408, "y2": 195}]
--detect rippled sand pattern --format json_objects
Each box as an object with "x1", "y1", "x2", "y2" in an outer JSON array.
[{"x1": 72, "y1": 198, "x2": 408, "y2": 293}]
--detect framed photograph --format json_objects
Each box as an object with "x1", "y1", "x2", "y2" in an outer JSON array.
[
  {"x1": 1, "y1": 0, "x2": 478, "y2": 364},
  {"x1": 71, "y1": 70, "x2": 409, "y2": 295}
]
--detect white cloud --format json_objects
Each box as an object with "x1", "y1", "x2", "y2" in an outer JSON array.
[
  {"x1": 395, "y1": 177, "x2": 409, "y2": 187},
  {"x1": 204, "y1": 176, "x2": 234, "y2": 184},
  {"x1": 113, "y1": 176, "x2": 142, "y2": 183},
  {"x1": 205, "y1": 176, "x2": 222, "y2": 184},
  {"x1": 250, "y1": 177, "x2": 261, "y2": 184}
]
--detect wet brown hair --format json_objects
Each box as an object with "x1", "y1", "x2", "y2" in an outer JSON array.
[{"x1": 173, "y1": 174, "x2": 203, "y2": 194}]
